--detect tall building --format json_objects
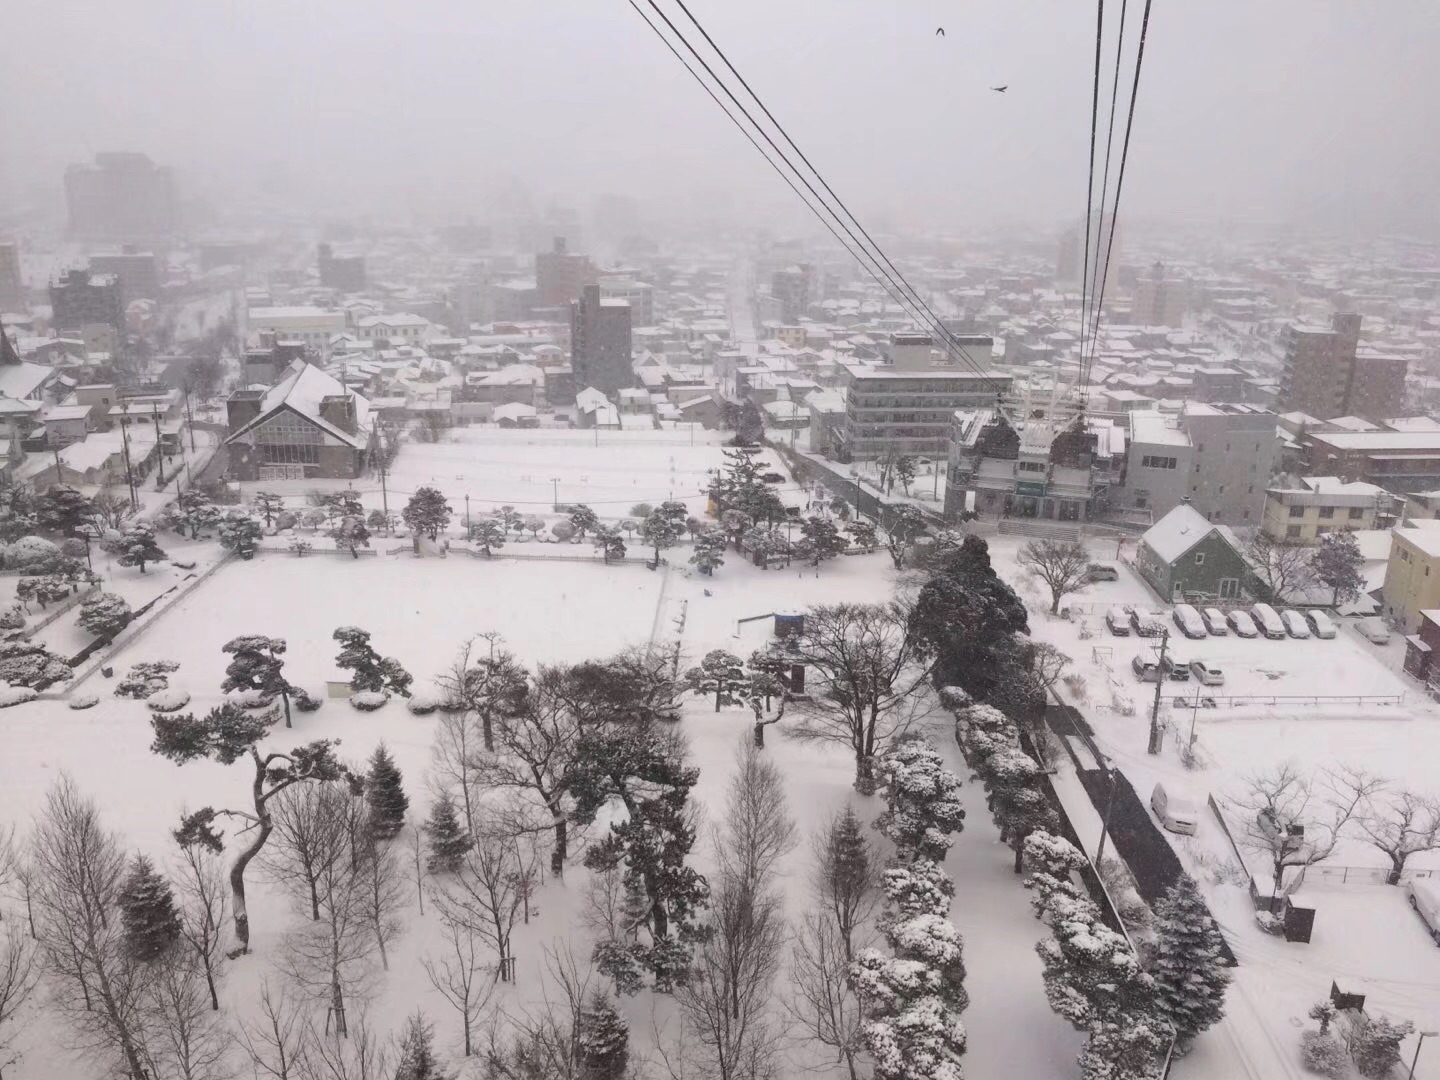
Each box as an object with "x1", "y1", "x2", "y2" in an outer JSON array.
[
  {"x1": 318, "y1": 244, "x2": 367, "y2": 292},
  {"x1": 1132, "y1": 261, "x2": 1187, "y2": 327},
  {"x1": 64, "y1": 153, "x2": 178, "y2": 240},
  {"x1": 570, "y1": 283, "x2": 632, "y2": 396},
  {"x1": 0, "y1": 242, "x2": 23, "y2": 312},
  {"x1": 771, "y1": 264, "x2": 812, "y2": 323},
  {"x1": 89, "y1": 249, "x2": 161, "y2": 301},
  {"x1": 1278, "y1": 312, "x2": 1362, "y2": 420},
  {"x1": 1345, "y1": 350, "x2": 1408, "y2": 422},
  {"x1": 49, "y1": 269, "x2": 125, "y2": 333},
  {"x1": 536, "y1": 237, "x2": 594, "y2": 308}
]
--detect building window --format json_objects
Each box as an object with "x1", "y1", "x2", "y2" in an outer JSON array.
[
  {"x1": 1400, "y1": 548, "x2": 1411, "y2": 562},
  {"x1": 1194, "y1": 552, "x2": 1206, "y2": 565},
  {"x1": 1141, "y1": 455, "x2": 1177, "y2": 469},
  {"x1": 1287, "y1": 525, "x2": 1301, "y2": 538},
  {"x1": 1349, "y1": 507, "x2": 1364, "y2": 519},
  {"x1": 1248, "y1": 485, "x2": 1254, "y2": 494},
  {"x1": 1289, "y1": 504, "x2": 1305, "y2": 518},
  {"x1": 1219, "y1": 485, "x2": 1225, "y2": 494},
  {"x1": 1244, "y1": 510, "x2": 1251, "y2": 519},
  {"x1": 1318, "y1": 506, "x2": 1335, "y2": 519}
]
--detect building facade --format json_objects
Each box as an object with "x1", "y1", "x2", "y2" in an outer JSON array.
[
  {"x1": 64, "y1": 153, "x2": 178, "y2": 240},
  {"x1": 89, "y1": 250, "x2": 161, "y2": 301},
  {"x1": 318, "y1": 244, "x2": 366, "y2": 292},
  {"x1": 1346, "y1": 351, "x2": 1408, "y2": 421},
  {"x1": 1132, "y1": 261, "x2": 1187, "y2": 327},
  {"x1": 50, "y1": 269, "x2": 125, "y2": 333},
  {"x1": 224, "y1": 360, "x2": 370, "y2": 481},
  {"x1": 839, "y1": 368, "x2": 1012, "y2": 460},
  {"x1": 245, "y1": 306, "x2": 349, "y2": 354},
  {"x1": 1382, "y1": 522, "x2": 1440, "y2": 633},
  {"x1": 1278, "y1": 312, "x2": 1367, "y2": 420},
  {"x1": 1136, "y1": 504, "x2": 1250, "y2": 601},
  {"x1": 536, "y1": 237, "x2": 594, "y2": 308},
  {"x1": 0, "y1": 242, "x2": 23, "y2": 312},
  {"x1": 1262, "y1": 476, "x2": 1389, "y2": 545},
  {"x1": 570, "y1": 284, "x2": 633, "y2": 396}
]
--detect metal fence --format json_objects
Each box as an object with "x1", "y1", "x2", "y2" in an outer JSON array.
[{"x1": 1299, "y1": 864, "x2": 1435, "y2": 886}]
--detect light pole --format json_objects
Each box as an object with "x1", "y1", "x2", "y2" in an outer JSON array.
[
  {"x1": 550, "y1": 477, "x2": 560, "y2": 511},
  {"x1": 1408, "y1": 1030, "x2": 1439, "y2": 1080}
]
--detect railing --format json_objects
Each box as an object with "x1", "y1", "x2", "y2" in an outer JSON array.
[
  {"x1": 1207, "y1": 794, "x2": 1262, "y2": 908},
  {"x1": 1299, "y1": 864, "x2": 1434, "y2": 886},
  {"x1": 997, "y1": 519, "x2": 1082, "y2": 541},
  {"x1": 1182, "y1": 693, "x2": 1402, "y2": 709}
]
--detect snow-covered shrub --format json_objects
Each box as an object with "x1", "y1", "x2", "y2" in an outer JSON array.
[
  {"x1": 1254, "y1": 911, "x2": 1284, "y2": 936},
  {"x1": 68, "y1": 692, "x2": 99, "y2": 710},
  {"x1": 292, "y1": 687, "x2": 322, "y2": 713},
  {"x1": 146, "y1": 688, "x2": 192, "y2": 713},
  {"x1": 233, "y1": 687, "x2": 274, "y2": 709},
  {"x1": 938, "y1": 685, "x2": 970, "y2": 711},
  {"x1": 1351, "y1": 1016, "x2": 1414, "y2": 1078},
  {"x1": 274, "y1": 510, "x2": 298, "y2": 532},
  {"x1": 0, "y1": 604, "x2": 25, "y2": 630},
  {"x1": 172, "y1": 559, "x2": 197, "y2": 571},
  {"x1": 6, "y1": 536, "x2": 60, "y2": 569},
  {"x1": 61, "y1": 537, "x2": 89, "y2": 559},
  {"x1": 0, "y1": 685, "x2": 38, "y2": 708},
  {"x1": 351, "y1": 690, "x2": 389, "y2": 711},
  {"x1": 1062, "y1": 672, "x2": 1088, "y2": 701},
  {"x1": 406, "y1": 682, "x2": 445, "y2": 715},
  {"x1": 1299, "y1": 1031, "x2": 1348, "y2": 1079}
]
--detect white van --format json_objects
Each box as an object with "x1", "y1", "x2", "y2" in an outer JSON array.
[
  {"x1": 1251, "y1": 603, "x2": 1286, "y2": 639},
  {"x1": 1151, "y1": 783, "x2": 1199, "y2": 835},
  {"x1": 1281, "y1": 609, "x2": 1312, "y2": 639},
  {"x1": 1305, "y1": 610, "x2": 1337, "y2": 639},
  {"x1": 1173, "y1": 603, "x2": 1208, "y2": 639}
]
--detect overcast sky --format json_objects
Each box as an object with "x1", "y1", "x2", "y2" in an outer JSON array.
[{"x1": 3, "y1": 0, "x2": 1437, "y2": 235}]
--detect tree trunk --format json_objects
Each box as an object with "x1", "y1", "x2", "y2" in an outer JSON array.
[
  {"x1": 280, "y1": 690, "x2": 292, "y2": 729},
  {"x1": 1014, "y1": 840, "x2": 1025, "y2": 874},
  {"x1": 1387, "y1": 854, "x2": 1404, "y2": 887},
  {"x1": 481, "y1": 711, "x2": 494, "y2": 753},
  {"x1": 1050, "y1": 591, "x2": 1061, "y2": 615},
  {"x1": 230, "y1": 778, "x2": 274, "y2": 954},
  {"x1": 714, "y1": 690, "x2": 722, "y2": 713},
  {"x1": 753, "y1": 721, "x2": 765, "y2": 747},
  {"x1": 203, "y1": 960, "x2": 219, "y2": 1010},
  {"x1": 550, "y1": 812, "x2": 567, "y2": 877},
  {"x1": 308, "y1": 875, "x2": 320, "y2": 921}
]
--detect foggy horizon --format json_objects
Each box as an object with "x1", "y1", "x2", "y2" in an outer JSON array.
[{"x1": 4, "y1": 0, "x2": 1439, "y2": 237}]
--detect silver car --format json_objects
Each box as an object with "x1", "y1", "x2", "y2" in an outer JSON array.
[{"x1": 1406, "y1": 878, "x2": 1440, "y2": 944}]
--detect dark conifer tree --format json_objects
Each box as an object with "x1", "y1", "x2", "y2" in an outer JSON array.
[
  {"x1": 118, "y1": 853, "x2": 183, "y2": 962},
  {"x1": 365, "y1": 742, "x2": 409, "y2": 840}
]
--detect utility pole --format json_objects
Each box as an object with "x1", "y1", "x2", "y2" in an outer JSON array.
[
  {"x1": 374, "y1": 420, "x2": 389, "y2": 529},
  {"x1": 464, "y1": 495, "x2": 471, "y2": 533},
  {"x1": 184, "y1": 386, "x2": 196, "y2": 451},
  {"x1": 1095, "y1": 764, "x2": 1117, "y2": 864},
  {"x1": 1148, "y1": 629, "x2": 1170, "y2": 755},
  {"x1": 551, "y1": 477, "x2": 560, "y2": 511},
  {"x1": 119, "y1": 414, "x2": 138, "y2": 510}
]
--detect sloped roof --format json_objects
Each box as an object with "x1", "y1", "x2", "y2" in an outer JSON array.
[
  {"x1": 1140, "y1": 504, "x2": 1239, "y2": 563},
  {"x1": 226, "y1": 359, "x2": 370, "y2": 449}
]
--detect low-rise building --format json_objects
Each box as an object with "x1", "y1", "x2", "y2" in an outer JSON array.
[
  {"x1": 1261, "y1": 476, "x2": 1390, "y2": 544},
  {"x1": 224, "y1": 359, "x2": 370, "y2": 481},
  {"x1": 246, "y1": 306, "x2": 348, "y2": 354},
  {"x1": 1135, "y1": 503, "x2": 1250, "y2": 602},
  {"x1": 1382, "y1": 520, "x2": 1440, "y2": 633}
]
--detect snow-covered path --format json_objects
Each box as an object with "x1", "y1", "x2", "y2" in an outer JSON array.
[{"x1": 937, "y1": 732, "x2": 1086, "y2": 1077}]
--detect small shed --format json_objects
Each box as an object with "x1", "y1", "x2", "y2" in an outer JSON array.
[{"x1": 1135, "y1": 504, "x2": 1250, "y2": 602}]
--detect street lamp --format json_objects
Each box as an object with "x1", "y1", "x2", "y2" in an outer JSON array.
[
  {"x1": 1408, "y1": 1030, "x2": 1439, "y2": 1080},
  {"x1": 550, "y1": 477, "x2": 561, "y2": 511}
]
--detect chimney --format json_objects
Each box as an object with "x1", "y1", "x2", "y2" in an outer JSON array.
[
  {"x1": 226, "y1": 389, "x2": 266, "y2": 433},
  {"x1": 319, "y1": 394, "x2": 357, "y2": 434}
]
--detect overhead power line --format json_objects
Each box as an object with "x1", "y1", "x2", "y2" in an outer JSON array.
[
  {"x1": 1079, "y1": 0, "x2": 1106, "y2": 383},
  {"x1": 630, "y1": 0, "x2": 1005, "y2": 393},
  {"x1": 1082, "y1": 0, "x2": 1129, "y2": 391}
]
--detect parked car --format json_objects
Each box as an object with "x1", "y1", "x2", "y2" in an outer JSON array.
[
  {"x1": 1405, "y1": 878, "x2": 1440, "y2": 944},
  {"x1": 1202, "y1": 607, "x2": 1229, "y2": 636},
  {"x1": 1304, "y1": 610, "x2": 1337, "y2": 639},
  {"x1": 1086, "y1": 563, "x2": 1120, "y2": 582},
  {"x1": 1281, "y1": 609, "x2": 1312, "y2": 639},
  {"x1": 1251, "y1": 603, "x2": 1287, "y2": 640},
  {"x1": 1106, "y1": 605, "x2": 1132, "y2": 636},
  {"x1": 1151, "y1": 783, "x2": 1199, "y2": 835},
  {"x1": 1190, "y1": 660, "x2": 1225, "y2": 686},
  {"x1": 1226, "y1": 609, "x2": 1260, "y2": 638},
  {"x1": 1166, "y1": 657, "x2": 1191, "y2": 682},
  {"x1": 1132, "y1": 655, "x2": 1164, "y2": 682},
  {"x1": 1173, "y1": 603, "x2": 1208, "y2": 639},
  {"x1": 1131, "y1": 610, "x2": 1166, "y2": 637},
  {"x1": 1357, "y1": 616, "x2": 1392, "y2": 645}
]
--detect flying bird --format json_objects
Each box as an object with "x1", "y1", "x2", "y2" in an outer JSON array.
[
  {"x1": 991, "y1": 85, "x2": 1008, "y2": 93},
  {"x1": 935, "y1": 27, "x2": 945, "y2": 36}
]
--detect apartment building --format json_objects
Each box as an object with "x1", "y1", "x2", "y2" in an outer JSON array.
[
  {"x1": 50, "y1": 268, "x2": 125, "y2": 333},
  {"x1": 536, "y1": 237, "x2": 594, "y2": 307},
  {"x1": 1305, "y1": 429, "x2": 1440, "y2": 494},
  {"x1": 64, "y1": 152, "x2": 178, "y2": 240},
  {"x1": 246, "y1": 306, "x2": 349, "y2": 354},
  {"x1": 0, "y1": 242, "x2": 23, "y2": 311},
  {"x1": 570, "y1": 283, "x2": 632, "y2": 396},
  {"x1": 1382, "y1": 521, "x2": 1440, "y2": 633},
  {"x1": 1262, "y1": 476, "x2": 1389, "y2": 544},
  {"x1": 89, "y1": 250, "x2": 161, "y2": 301},
  {"x1": 1276, "y1": 312, "x2": 1405, "y2": 421}
]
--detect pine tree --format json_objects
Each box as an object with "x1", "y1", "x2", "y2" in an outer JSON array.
[
  {"x1": 1149, "y1": 874, "x2": 1231, "y2": 1047},
  {"x1": 333, "y1": 626, "x2": 384, "y2": 692},
  {"x1": 218, "y1": 512, "x2": 263, "y2": 559},
  {"x1": 221, "y1": 634, "x2": 295, "y2": 727},
  {"x1": 104, "y1": 522, "x2": 168, "y2": 573},
  {"x1": 424, "y1": 795, "x2": 472, "y2": 873},
  {"x1": 252, "y1": 490, "x2": 285, "y2": 528},
  {"x1": 393, "y1": 1011, "x2": 449, "y2": 1080},
  {"x1": 688, "y1": 527, "x2": 726, "y2": 576},
  {"x1": 683, "y1": 649, "x2": 747, "y2": 711},
  {"x1": 118, "y1": 853, "x2": 183, "y2": 962},
  {"x1": 402, "y1": 486, "x2": 453, "y2": 540},
  {"x1": 875, "y1": 736, "x2": 966, "y2": 862},
  {"x1": 577, "y1": 991, "x2": 630, "y2": 1080},
  {"x1": 365, "y1": 743, "x2": 409, "y2": 840}
]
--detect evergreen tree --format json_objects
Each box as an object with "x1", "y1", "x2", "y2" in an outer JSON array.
[
  {"x1": 797, "y1": 515, "x2": 846, "y2": 567},
  {"x1": 252, "y1": 490, "x2": 285, "y2": 528},
  {"x1": 569, "y1": 504, "x2": 600, "y2": 538},
  {"x1": 735, "y1": 397, "x2": 765, "y2": 444},
  {"x1": 577, "y1": 991, "x2": 630, "y2": 1080},
  {"x1": 1149, "y1": 874, "x2": 1231, "y2": 1047},
  {"x1": 425, "y1": 795, "x2": 472, "y2": 873},
  {"x1": 104, "y1": 522, "x2": 168, "y2": 573},
  {"x1": 845, "y1": 519, "x2": 878, "y2": 550},
  {"x1": 593, "y1": 526, "x2": 627, "y2": 564},
  {"x1": 218, "y1": 511, "x2": 263, "y2": 559},
  {"x1": 329, "y1": 514, "x2": 370, "y2": 558},
  {"x1": 221, "y1": 634, "x2": 295, "y2": 726},
  {"x1": 36, "y1": 484, "x2": 96, "y2": 536},
  {"x1": 0, "y1": 640, "x2": 73, "y2": 689},
  {"x1": 1312, "y1": 530, "x2": 1364, "y2": 607},
  {"x1": 875, "y1": 736, "x2": 966, "y2": 862},
  {"x1": 393, "y1": 1011, "x2": 449, "y2": 1080},
  {"x1": 688, "y1": 527, "x2": 726, "y2": 576},
  {"x1": 174, "y1": 489, "x2": 221, "y2": 539},
  {"x1": 403, "y1": 486, "x2": 453, "y2": 540},
  {"x1": 639, "y1": 502, "x2": 686, "y2": 566},
  {"x1": 118, "y1": 853, "x2": 183, "y2": 962},
  {"x1": 469, "y1": 517, "x2": 506, "y2": 556},
  {"x1": 365, "y1": 743, "x2": 409, "y2": 840},
  {"x1": 334, "y1": 625, "x2": 384, "y2": 691},
  {"x1": 683, "y1": 649, "x2": 747, "y2": 712},
  {"x1": 77, "y1": 591, "x2": 132, "y2": 638}
]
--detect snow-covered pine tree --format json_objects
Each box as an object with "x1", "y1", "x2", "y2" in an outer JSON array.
[
  {"x1": 1022, "y1": 831, "x2": 1089, "y2": 917},
  {"x1": 875, "y1": 736, "x2": 966, "y2": 862},
  {"x1": 402, "y1": 486, "x2": 452, "y2": 540},
  {"x1": 393, "y1": 1011, "x2": 450, "y2": 1080},
  {"x1": 221, "y1": 634, "x2": 295, "y2": 726},
  {"x1": 577, "y1": 991, "x2": 630, "y2": 1080},
  {"x1": 424, "y1": 795, "x2": 472, "y2": 873},
  {"x1": 105, "y1": 522, "x2": 168, "y2": 573},
  {"x1": 333, "y1": 626, "x2": 384, "y2": 692},
  {"x1": 879, "y1": 859, "x2": 955, "y2": 925},
  {"x1": 688, "y1": 527, "x2": 726, "y2": 576},
  {"x1": 1149, "y1": 874, "x2": 1231, "y2": 1047},
  {"x1": 115, "y1": 659, "x2": 179, "y2": 698},
  {"x1": 118, "y1": 853, "x2": 183, "y2": 962},
  {"x1": 1077, "y1": 1014, "x2": 1172, "y2": 1080},
  {"x1": 77, "y1": 591, "x2": 132, "y2": 638},
  {"x1": 217, "y1": 511, "x2": 263, "y2": 559},
  {"x1": 683, "y1": 649, "x2": 747, "y2": 712},
  {"x1": 1351, "y1": 1016, "x2": 1414, "y2": 1078},
  {"x1": 365, "y1": 743, "x2": 409, "y2": 840}
]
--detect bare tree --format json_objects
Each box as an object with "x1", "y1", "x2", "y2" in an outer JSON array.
[
  {"x1": 1228, "y1": 764, "x2": 1384, "y2": 896},
  {"x1": 789, "y1": 601, "x2": 935, "y2": 792},
  {"x1": 141, "y1": 950, "x2": 233, "y2": 1080},
  {"x1": 353, "y1": 831, "x2": 405, "y2": 972},
  {"x1": 406, "y1": 824, "x2": 425, "y2": 916},
  {"x1": 262, "y1": 782, "x2": 352, "y2": 922},
  {"x1": 430, "y1": 825, "x2": 535, "y2": 983},
  {"x1": 1247, "y1": 533, "x2": 1319, "y2": 604},
  {"x1": 437, "y1": 632, "x2": 528, "y2": 754},
  {"x1": 481, "y1": 943, "x2": 605, "y2": 1080},
  {"x1": 1017, "y1": 539, "x2": 1092, "y2": 614},
  {"x1": 422, "y1": 917, "x2": 494, "y2": 1058},
  {"x1": 785, "y1": 912, "x2": 866, "y2": 1080},
  {"x1": 1357, "y1": 789, "x2": 1440, "y2": 885},
  {"x1": 238, "y1": 980, "x2": 307, "y2": 1080},
  {"x1": 0, "y1": 826, "x2": 17, "y2": 922},
  {"x1": 0, "y1": 921, "x2": 39, "y2": 1080},
  {"x1": 429, "y1": 709, "x2": 486, "y2": 836},
  {"x1": 675, "y1": 740, "x2": 794, "y2": 1080},
  {"x1": 173, "y1": 843, "x2": 229, "y2": 1011},
  {"x1": 296, "y1": 1011, "x2": 391, "y2": 1080},
  {"x1": 29, "y1": 776, "x2": 151, "y2": 1079}
]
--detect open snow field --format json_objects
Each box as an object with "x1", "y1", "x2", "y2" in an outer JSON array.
[{"x1": 2, "y1": 536, "x2": 1086, "y2": 1078}]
